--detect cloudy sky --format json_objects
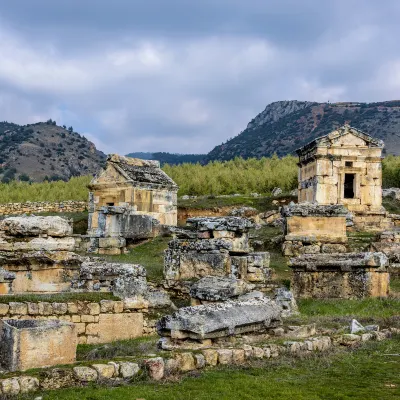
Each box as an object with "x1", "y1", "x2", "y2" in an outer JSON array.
[{"x1": 0, "y1": 1, "x2": 399, "y2": 155}]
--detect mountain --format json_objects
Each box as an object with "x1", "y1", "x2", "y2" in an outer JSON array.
[
  {"x1": 125, "y1": 151, "x2": 206, "y2": 166},
  {"x1": 0, "y1": 120, "x2": 106, "y2": 182},
  {"x1": 206, "y1": 100, "x2": 400, "y2": 161}
]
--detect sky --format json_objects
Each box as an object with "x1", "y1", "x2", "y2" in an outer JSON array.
[{"x1": 0, "y1": 0, "x2": 400, "y2": 155}]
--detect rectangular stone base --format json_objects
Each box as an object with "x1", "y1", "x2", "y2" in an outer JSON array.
[{"x1": 291, "y1": 269, "x2": 389, "y2": 299}]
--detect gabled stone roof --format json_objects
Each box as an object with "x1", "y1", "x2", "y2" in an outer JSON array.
[
  {"x1": 106, "y1": 154, "x2": 178, "y2": 189},
  {"x1": 296, "y1": 125, "x2": 384, "y2": 156}
]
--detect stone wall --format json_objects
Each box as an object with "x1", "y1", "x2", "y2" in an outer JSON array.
[
  {"x1": 0, "y1": 201, "x2": 87, "y2": 216},
  {"x1": 0, "y1": 299, "x2": 157, "y2": 344},
  {"x1": 0, "y1": 326, "x2": 396, "y2": 396}
]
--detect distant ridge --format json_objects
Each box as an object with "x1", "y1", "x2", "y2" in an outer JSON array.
[{"x1": 205, "y1": 100, "x2": 400, "y2": 161}]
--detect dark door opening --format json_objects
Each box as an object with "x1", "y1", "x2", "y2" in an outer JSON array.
[{"x1": 344, "y1": 174, "x2": 355, "y2": 199}]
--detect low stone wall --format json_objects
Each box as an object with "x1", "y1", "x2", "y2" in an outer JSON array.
[
  {"x1": 0, "y1": 327, "x2": 396, "y2": 396},
  {"x1": 0, "y1": 201, "x2": 87, "y2": 216},
  {"x1": 0, "y1": 299, "x2": 158, "y2": 345}
]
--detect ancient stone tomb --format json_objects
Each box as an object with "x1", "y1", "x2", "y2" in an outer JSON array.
[
  {"x1": 0, "y1": 319, "x2": 77, "y2": 371},
  {"x1": 163, "y1": 217, "x2": 272, "y2": 291},
  {"x1": 87, "y1": 154, "x2": 179, "y2": 254},
  {"x1": 296, "y1": 125, "x2": 393, "y2": 231},
  {"x1": 289, "y1": 252, "x2": 389, "y2": 299}
]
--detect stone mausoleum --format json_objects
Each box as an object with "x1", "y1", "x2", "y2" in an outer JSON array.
[
  {"x1": 87, "y1": 154, "x2": 178, "y2": 253},
  {"x1": 296, "y1": 125, "x2": 392, "y2": 231}
]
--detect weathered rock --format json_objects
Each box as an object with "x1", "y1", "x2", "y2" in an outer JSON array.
[
  {"x1": 194, "y1": 353, "x2": 206, "y2": 369},
  {"x1": 73, "y1": 366, "x2": 98, "y2": 382},
  {"x1": 1, "y1": 377, "x2": 20, "y2": 395},
  {"x1": 77, "y1": 261, "x2": 147, "y2": 298},
  {"x1": 282, "y1": 203, "x2": 349, "y2": 218},
  {"x1": 157, "y1": 298, "x2": 282, "y2": 340},
  {"x1": 144, "y1": 357, "x2": 164, "y2": 381},
  {"x1": 189, "y1": 276, "x2": 253, "y2": 302},
  {"x1": 119, "y1": 362, "x2": 140, "y2": 379},
  {"x1": 217, "y1": 349, "x2": 233, "y2": 364},
  {"x1": 274, "y1": 288, "x2": 299, "y2": 317},
  {"x1": 350, "y1": 319, "x2": 365, "y2": 334},
  {"x1": 271, "y1": 187, "x2": 282, "y2": 197},
  {"x1": 175, "y1": 352, "x2": 196, "y2": 372},
  {"x1": 0, "y1": 216, "x2": 73, "y2": 237},
  {"x1": 18, "y1": 376, "x2": 40, "y2": 394},
  {"x1": 92, "y1": 364, "x2": 115, "y2": 379},
  {"x1": 186, "y1": 217, "x2": 254, "y2": 233},
  {"x1": 383, "y1": 188, "x2": 400, "y2": 200},
  {"x1": 202, "y1": 349, "x2": 218, "y2": 366},
  {"x1": 39, "y1": 368, "x2": 75, "y2": 390}
]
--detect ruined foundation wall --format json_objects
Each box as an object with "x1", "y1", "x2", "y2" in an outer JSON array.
[
  {"x1": 0, "y1": 299, "x2": 157, "y2": 344},
  {"x1": 0, "y1": 201, "x2": 87, "y2": 216}
]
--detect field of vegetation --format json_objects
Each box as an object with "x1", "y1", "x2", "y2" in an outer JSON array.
[{"x1": 0, "y1": 155, "x2": 400, "y2": 202}]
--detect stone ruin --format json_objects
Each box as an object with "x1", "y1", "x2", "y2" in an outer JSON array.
[
  {"x1": 0, "y1": 216, "x2": 80, "y2": 293},
  {"x1": 280, "y1": 203, "x2": 390, "y2": 299},
  {"x1": 371, "y1": 230, "x2": 400, "y2": 277},
  {"x1": 289, "y1": 252, "x2": 389, "y2": 299},
  {"x1": 86, "y1": 154, "x2": 179, "y2": 255},
  {"x1": 281, "y1": 203, "x2": 348, "y2": 256},
  {"x1": 157, "y1": 297, "x2": 283, "y2": 349},
  {"x1": 163, "y1": 217, "x2": 273, "y2": 292},
  {"x1": 0, "y1": 319, "x2": 77, "y2": 371}
]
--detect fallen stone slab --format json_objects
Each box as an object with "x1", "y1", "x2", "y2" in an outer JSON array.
[
  {"x1": 0, "y1": 216, "x2": 73, "y2": 237},
  {"x1": 157, "y1": 298, "x2": 282, "y2": 340}
]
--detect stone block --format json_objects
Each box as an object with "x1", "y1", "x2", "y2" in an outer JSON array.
[
  {"x1": 9, "y1": 302, "x2": 27, "y2": 315},
  {"x1": 92, "y1": 363, "x2": 115, "y2": 379},
  {"x1": 0, "y1": 319, "x2": 77, "y2": 371},
  {"x1": 86, "y1": 313, "x2": 143, "y2": 344},
  {"x1": 217, "y1": 349, "x2": 233, "y2": 364},
  {"x1": 73, "y1": 366, "x2": 98, "y2": 382},
  {"x1": 18, "y1": 376, "x2": 39, "y2": 394},
  {"x1": 175, "y1": 352, "x2": 196, "y2": 372},
  {"x1": 232, "y1": 349, "x2": 245, "y2": 363},
  {"x1": 144, "y1": 357, "x2": 164, "y2": 381},
  {"x1": 1, "y1": 378, "x2": 20, "y2": 395},
  {"x1": 194, "y1": 354, "x2": 206, "y2": 369},
  {"x1": 119, "y1": 361, "x2": 140, "y2": 379},
  {"x1": 202, "y1": 349, "x2": 218, "y2": 366},
  {"x1": 0, "y1": 303, "x2": 9, "y2": 315}
]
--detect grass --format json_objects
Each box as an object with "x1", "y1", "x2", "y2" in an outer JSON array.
[
  {"x1": 101, "y1": 236, "x2": 170, "y2": 283},
  {"x1": 77, "y1": 336, "x2": 159, "y2": 361},
  {"x1": 0, "y1": 292, "x2": 118, "y2": 304},
  {"x1": 26, "y1": 336, "x2": 400, "y2": 400}
]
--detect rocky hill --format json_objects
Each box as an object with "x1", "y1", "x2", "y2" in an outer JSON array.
[
  {"x1": 0, "y1": 120, "x2": 106, "y2": 182},
  {"x1": 206, "y1": 100, "x2": 400, "y2": 161}
]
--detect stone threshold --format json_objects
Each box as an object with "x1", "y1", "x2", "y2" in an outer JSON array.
[{"x1": 0, "y1": 327, "x2": 398, "y2": 396}]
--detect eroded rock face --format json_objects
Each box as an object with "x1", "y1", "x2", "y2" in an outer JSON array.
[
  {"x1": 281, "y1": 203, "x2": 349, "y2": 218},
  {"x1": 76, "y1": 262, "x2": 148, "y2": 298},
  {"x1": 0, "y1": 216, "x2": 73, "y2": 237},
  {"x1": 190, "y1": 276, "x2": 254, "y2": 302},
  {"x1": 186, "y1": 217, "x2": 254, "y2": 233},
  {"x1": 157, "y1": 298, "x2": 282, "y2": 340}
]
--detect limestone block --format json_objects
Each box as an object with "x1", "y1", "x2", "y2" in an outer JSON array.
[
  {"x1": 119, "y1": 362, "x2": 140, "y2": 379},
  {"x1": 9, "y1": 302, "x2": 27, "y2": 315},
  {"x1": 73, "y1": 366, "x2": 98, "y2": 382},
  {"x1": 164, "y1": 358, "x2": 179, "y2": 375},
  {"x1": 86, "y1": 313, "x2": 143, "y2": 344},
  {"x1": 242, "y1": 344, "x2": 253, "y2": 359},
  {"x1": 179, "y1": 252, "x2": 231, "y2": 280},
  {"x1": 87, "y1": 303, "x2": 101, "y2": 315},
  {"x1": 232, "y1": 349, "x2": 245, "y2": 363},
  {"x1": 217, "y1": 349, "x2": 233, "y2": 364},
  {"x1": 194, "y1": 354, "x2": 206, "y2": 369},
  {"x1": 0, "y1": 320, "x2": 77, "y2": 371},
  {"x1": 18, "y1": 376, "x2": 39, "y2": 394},
  {"x1": 202, "y1": 349, "x2": 218, "y2": 366},
  {"x1": 67, "y1": 302, "x2": 78, "y2": 314},
  {"x1": 98, "y1": 237, "x2": 126, "y2": 249},
  {"x1": 1, "y1": 378, "x2": 20, "y2": 395},
  {"x1": 321, "y1": 244, "x2": 347, "y2": 253},
  {"x1": 81, "y1": 315, "x2": 95, "y2": 323},
  {"x1": 175, "y1": 352, "x2": 196, "y2": 372},
  {"x1": 144, "y1": 357, "x2": 164, "y2": 381},
  {"x1": 92, "y1": 364, "x2": 115, "y2": 379},
  {"x1": 0, "y1": 303, "x2": 9, "y2": 315},
  {"x1": 253, "y1": 347, "x2": 264, "y2": 358},
  {"x1": 100, "y1": 300, "x2": 115, "y2": 313},
  {"x1": 52, "y1": 303, "x2": 68, "y2": 315},
  {"x1": 38, "y1": 302, "x2": 53, "y2": 315}
]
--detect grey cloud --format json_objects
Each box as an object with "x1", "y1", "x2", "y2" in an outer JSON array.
[{"x1": 0, "y1": 1, "x2": 399, "y2": 155}]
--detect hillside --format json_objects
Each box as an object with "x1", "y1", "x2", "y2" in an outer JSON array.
[
  {"x1": 126, "y1": 152, "x2": 205, "y2": 166},
  {"x1": 206, "y1": 100, "x2": 400, "y2": 161},
  {"x1": 0, "y1": 120, "x2": 106, "y2": 182}
]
